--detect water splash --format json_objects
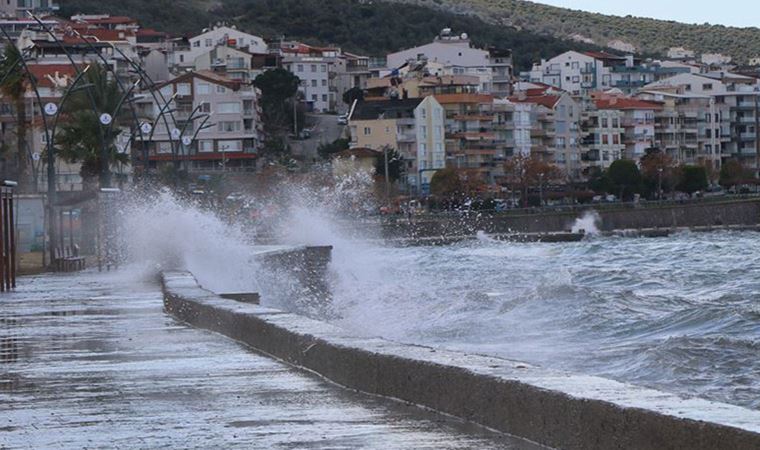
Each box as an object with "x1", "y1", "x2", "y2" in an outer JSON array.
[{"x1": 571, "y1": 210, "x2": 601, "y2": 235}]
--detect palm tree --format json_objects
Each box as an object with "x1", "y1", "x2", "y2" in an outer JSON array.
[
  {"x1": 0, "y1": 45, "x2": 32, "y2": 192},
  {"x1": 56, "y1": 64, "x2": 129, "y2": 192}
]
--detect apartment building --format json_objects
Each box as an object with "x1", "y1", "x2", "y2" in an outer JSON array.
[
  {"x1": 386, "y1": 29, "x2": 512, "y2": 96},
  {"x1": 589, "y1": 95, "x2": 662, "y2": 163},
  {"x1": 435, "y1": 93, "x2": 505, "y2": 184},
  {"x1": 170, "y1": 26, "x2": 267, "y2": 68},
  {"x1": 525, "y1": 51, "x2": 691, "y2": 97},
  {"x1": 348, "y1": 97, "x2": 445, "y2": 193},
  {"x1": 192, "y1": 46, "x2": 261, "y2": 83},
  {"x1": 282, "y1": 56, "x2": 332, "y2": 112},
  {"x1": 139, "y1": 70, "x2": 262, "y2": 173},
  {"x1": 0, "y1": 0, "x2": 58, "y2": 18},
  {"x1": 642, "y1": 72, "x2": 757, "y2": 170},
  {"x1": 582, "y1": 103, "x2": 626, "y2": 170}
]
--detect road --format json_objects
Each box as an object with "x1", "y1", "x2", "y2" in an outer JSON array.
[
  {"x1": 0, "y1": 271, "x2": 538, "y2": 449},
  {"x1": 291, "y1": 113, "x2": 347, "y2": 163}
]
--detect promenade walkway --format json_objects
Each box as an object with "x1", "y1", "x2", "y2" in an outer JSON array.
[{"x1": 0, "y1": 271, "x2": 536, "y2": 449}]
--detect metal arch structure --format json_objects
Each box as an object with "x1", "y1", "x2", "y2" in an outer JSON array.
[{"x1": 0, "y1": 15, "x2": 188, "y2": 268}]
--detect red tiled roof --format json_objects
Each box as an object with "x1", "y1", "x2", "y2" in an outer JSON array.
[
  {"x1": 594, "y1": 98, "x2": 663, "y2": 110},
  {"x1": 583, "y1": 51, "x2": 626, "y2": 60},
  {"x1": 26, "y1": 64, "x2": 78, "y2": 88},
  {"x1": 136, "y1": 28, "x2": 167, "y2": 37}
]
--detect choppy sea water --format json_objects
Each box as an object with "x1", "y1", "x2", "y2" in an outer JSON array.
[{"x1": 325, "y1": 231, "x2": 760, "y2": 410}]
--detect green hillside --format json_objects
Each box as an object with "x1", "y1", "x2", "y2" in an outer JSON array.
[
  {"x1": 392, "y1": 0, "x2": 760, "y2": 63},
  {"x1": 59, "y1": 0, "x2": 607, "y2": 70}
]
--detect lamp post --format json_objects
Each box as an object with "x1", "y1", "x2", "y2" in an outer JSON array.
[
  {"x1": 658, "y1": 167, "x2": 663, "y2": 202},
  {"x1": 539, "y1": 172, "x2": 544, "y2": 207}
]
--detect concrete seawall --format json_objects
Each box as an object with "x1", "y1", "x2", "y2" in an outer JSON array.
[
  {"x1": 382, "y1": 198, "x2": 760, "y2": 238},
  {"x1": 162, "y1": 271, "x2": 760, "y2": 450}
]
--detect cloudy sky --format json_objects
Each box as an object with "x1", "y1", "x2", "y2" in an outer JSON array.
[{"x1": 533, "y1": 1, "x2": 760, "y2": 28}]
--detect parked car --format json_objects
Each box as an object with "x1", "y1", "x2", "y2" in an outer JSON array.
[{"x1": 337, "y1": 114, "x2": 348, "y2": 125}]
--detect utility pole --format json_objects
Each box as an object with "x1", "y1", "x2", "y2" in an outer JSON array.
[
  {"x1": 754, "y1": 93, "x2": 759, "y2": 179},
  {"x1": 384, "y1": 146, "x2": 390, "y2": 201}
]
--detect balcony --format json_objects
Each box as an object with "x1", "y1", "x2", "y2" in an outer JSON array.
[{"x1": 397, "y1": 133, "x2": 416, "y2": 143}]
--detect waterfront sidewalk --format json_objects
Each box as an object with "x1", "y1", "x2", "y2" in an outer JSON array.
[{"x1": 0, "y1": 271, "x2": 534, "y2": 449}]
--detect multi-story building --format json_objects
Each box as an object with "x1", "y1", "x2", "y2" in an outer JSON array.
[
  {"x1": 589, "y1": 95, "x2": 662, "y2": 163},
  {"x1": 282, "y1": 56, "x2": 332, "y2": 112},
  {"x1": 139, "y1": 70, "x2": 262, "y2": 173},
  {"x1": 642, "y1": 72, "x2": 756, "y2": 170},
  {"x1": 192, "y1": 46, "x2": 261, "y2": 83},
  {"x1": 582, "y1": 103, "x2": 626, "y2": 170},
  {"x1": 348, "y1": 97, "x2": 445, "y2": 193},
  {"x1": 386, "y1": 29, "x2": 512, "y2": 96},
  {"x1": 435, "y1": 93, "x2": 505, "y2": 184},
  {"x1": 0, "y1": 0, "x2": 59, "y2": 18},
  {"x1": 525, "y1": 51, "x2": 691, "y2": 97},
  {"x1": 510, "y1": 89, "x2": 584, "y2": 179},
  {"x1": 170, "y1": 26, "x2": 267, "y2": 68}
]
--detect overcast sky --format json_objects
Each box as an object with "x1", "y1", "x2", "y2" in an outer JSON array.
[{"x1": 532, "y1": 1, "x2": 760, "y2": 28}]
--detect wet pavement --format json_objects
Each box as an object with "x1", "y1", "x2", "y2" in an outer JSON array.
[{"x1": 0, "y1": 271, "x2": 537, "y2": 449}]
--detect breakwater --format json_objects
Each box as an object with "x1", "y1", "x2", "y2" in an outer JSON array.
[{"x1": 381, "y1": 198, "x2": 760, "y2": 238}]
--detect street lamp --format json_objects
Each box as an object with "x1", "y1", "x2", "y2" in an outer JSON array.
[
  {"x1": 658, "y1": 167, "x2": 663, "y2": 202},
  {"x1": 539, "y1": 172, "x2": 544, "y2": 207}
]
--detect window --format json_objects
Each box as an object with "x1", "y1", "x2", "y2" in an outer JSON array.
[
  {"x1": 218, "y1": 140, "x2": 242, "y2": 152},
  {"x1": 204, "y1": 38, "x2": 213, "y2": 47},
  {"x1": 216, "y1": 85, "x2": 226, "y2": 94},
  {"x1": 601, "y1": 117, "x2": 609, "y2": 128},
  {"x1": 703, "y1": 83, "x2": 713, "y2": 91},
  {"x1": 602, "y1": 135, "x2": 609, "y2": 145},
  {"x1": 311, "y1": 94, "x2": 317, "y2": 101},
  {"x1": 176, "y1": 83, "x2": 191, "y2": 96},
  {"x1": 198, "y1": 140, "x2": 214, "y2": 152},
  {"x1": 197, "y1": 83, "x2": 210, "y2": 95},
  {"x1": 179, "y1": 55, "x2": 184, "y2": 63},
  {"x1": 364, "y1": 127, "x2": 371, "y2": 135},
  {"x1": 613, "y1": 134, "x2": 620, "y2": 145},
  {"x1": 322, "y1": 94, "x2": 327, "y2": 102},
  {"x1": 612, "y1": 118, "x2": 619, "y2": 128},
  {"x1": 199, "y1": 102, "x2": 211, "y2": 113},
  {"x1": 571, "y1": 62, "x2": 579, "y2": 70},
  {"x1": 322, "y1": 79, "x2": 327, "y2": 87},
  {"x1": 311, "y1": 80, "x2": 317, "y2": 87},
  {"x1": 297, "y1": 64, "x2": 304, "y2": 72},
  {"x1": 192, "y1": 41, "x2": 200, "y2": 48},
  {"x1": 421, "y1": 125, "x2": 427, "y2": 138},
  {"x1": 218, "y1": 102, "x2": 241, "y2": 114},
  {"x1": 218, "y1": 121, "x2": 241, "y2": 132},
  {"x1": 321, "y1": 65, "x2": 327, "y2": 73},
  {"x1": 311, "y1": 64, "x2": 317, "y2": 72},
  {"x1": 572, "y1": 76, "x2": 580, "y2": 83}
]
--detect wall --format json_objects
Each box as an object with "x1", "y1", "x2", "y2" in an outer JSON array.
[
  {"x1": 162, "y1": 271, "x2": 760, "y2": 450},
  {"x1": 382, "y1": 199, "x2": 760, "y2": 238}
]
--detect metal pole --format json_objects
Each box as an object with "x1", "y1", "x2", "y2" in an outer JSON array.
[
  {"x1": 0, "y1": 189, "x2": 5, "y2": 292},
  {"x1": 9, "y1": 190, "x2": 15, "y2": 288},
  {"x1": 384, "y1": 147, "x2": 390, "y2": 201},
  {"x1": 754, "y1": 94, "x2": 759, "y2": 178},
  {"x1": 3, "y1": 194, "x2": 11, "y2": 291}
]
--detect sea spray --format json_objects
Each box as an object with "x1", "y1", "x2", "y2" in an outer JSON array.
[{"x1": 571, "y1": 210, "x2": 601, "y2": 235}]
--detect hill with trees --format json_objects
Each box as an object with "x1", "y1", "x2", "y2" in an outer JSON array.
[
  {"x1": 392, "y1": 0, "x2": 760, "y2": 63},
  {"x1": 60, "y1": 0, "x2": 606, "y2": 70}
]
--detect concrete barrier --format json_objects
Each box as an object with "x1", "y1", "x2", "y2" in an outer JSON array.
[{"x1": 162, "y1": 271, "x2": 760, "y2": 450}]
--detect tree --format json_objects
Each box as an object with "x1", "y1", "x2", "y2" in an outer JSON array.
[
  {"x1": 342, "y1": 86, "x2": 364, "y2": 106},
  {"x1": 639, "y1": 148, "x2": 676, "y2": 199},
  {"x1": 254, "y1": 68, "x2": 300, "y2": 133},
  {"x1": 430, "y1": 167, "x2": 464, "y2": 199},
  {"x1": 373, "y1": 147, "x2": 403, "y2": 182},
  {"x1": 677, "y1": 165, "x2": 708, "y2": 195},
  {"x1": 719, "y1": 159, "x2": 749, "y2": 188},
  {"x1": 503, "y1": 154, "x2": 562, "y2": 206},
  {"x1": 607, "y1": 159, "x2": 641, "y2": 200},
  {"x1": 0, "y1": 45, "x2": 32, "y2": 192},
  {"x1": 55, "y1": 64, "x2": 128, "y2": 192}
]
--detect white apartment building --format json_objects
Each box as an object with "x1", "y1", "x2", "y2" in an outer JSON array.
[
  {"x1": 386, "y1": 29, "x2": 500, "y2": 95},
  {"x1": 0, "y1": 0, "x2": 58, "y2": 18},
  {"x1": 171, "y1": 26, "x2": 267, "y2": 68},
  {"x1": 282, "y1": 57, "x2": 332, "y2": 112}
]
